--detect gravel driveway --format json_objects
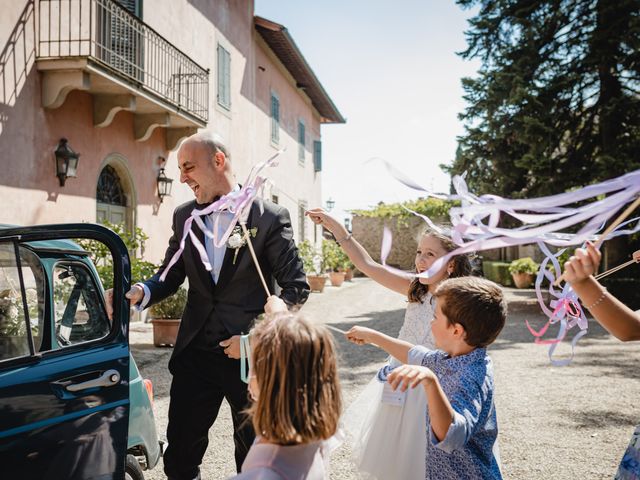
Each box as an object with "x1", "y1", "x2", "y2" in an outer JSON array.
[{"x1": 131, "y1": 278, "x2": 640, "y2": 479}]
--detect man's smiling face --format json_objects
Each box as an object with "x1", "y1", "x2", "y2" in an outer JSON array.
[{"x1": 178, "y1": 140, "x2": 224, "y2": 204}]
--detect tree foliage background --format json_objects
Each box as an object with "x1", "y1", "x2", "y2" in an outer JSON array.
[{"x1": 446, "y1": 0, "x2": 640, "y2": 198}]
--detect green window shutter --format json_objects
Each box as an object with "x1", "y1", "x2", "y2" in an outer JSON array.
[
  {"x1": 271, "y1": 94, "x2": 280, "y2": 143},
  {"x1": 313, "y1": 141, "x2": 322, "y2": 172},
  {"x1": 217, "y1": 45, "x2": 230, "y2": 109},
  {"x1": 298, "y1": 121, "x2": 305, "y2": 163},
  {"x1": 114, "y1": 0, "x2": 140, "y2": 17}
]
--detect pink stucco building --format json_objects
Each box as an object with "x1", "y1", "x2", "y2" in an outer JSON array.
[{"x1": 0, "y1": 0, "x2": 344, "y2": 263}]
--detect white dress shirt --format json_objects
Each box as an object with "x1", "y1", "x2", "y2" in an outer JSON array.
[{"x1": 135, "y1": 186, "x2": 240, "y2": 310}]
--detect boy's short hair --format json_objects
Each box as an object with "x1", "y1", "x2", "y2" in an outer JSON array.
[
  {"x1": 434, "y1": 277, "x2": 507, "y2": 347},
  {"x1": 248, "y1": 312, "x2": 342, "y2": 445}
]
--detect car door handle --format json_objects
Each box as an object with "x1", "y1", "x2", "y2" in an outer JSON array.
[{"x1": 66, "y1": 369, "x2": 121, "y2": 392}]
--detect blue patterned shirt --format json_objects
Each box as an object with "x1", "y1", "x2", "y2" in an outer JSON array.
[{"x1": 408, "y1": 345, "x2": 502, "y2": 480}]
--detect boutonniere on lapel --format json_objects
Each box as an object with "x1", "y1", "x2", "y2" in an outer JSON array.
[{"x1": 227, "y1": 225, "x2": 258, "y2": 264}]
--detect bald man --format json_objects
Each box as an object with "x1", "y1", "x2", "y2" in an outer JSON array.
[{"x1": 121, "y1": 133, "x2": 309, "y2": 479}]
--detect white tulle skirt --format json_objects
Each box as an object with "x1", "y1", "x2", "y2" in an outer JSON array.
[{"x1": 344, "y1": 375, "x2": 427, "y2": 480}]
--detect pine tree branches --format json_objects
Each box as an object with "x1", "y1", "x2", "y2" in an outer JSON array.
[{"x1": 449, "y1": 0, "x2": 640, "y2": 197}]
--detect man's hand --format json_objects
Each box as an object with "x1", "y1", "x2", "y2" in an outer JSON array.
[
  {"x1": 387, "y1": 364, "x2": 435, "y2": 392},
  {"x1": 105, "y1": 285, "x2": 144, "y2": 320},
  {"x1": 264, "y1": 295, "x2": 288, "y2": 314},
  {"x1": 345, "y1": 326, "x2": 377, "y2": 345},
  {"x1": 219, "y1": 335, "x2": 241, "y2": 359}
]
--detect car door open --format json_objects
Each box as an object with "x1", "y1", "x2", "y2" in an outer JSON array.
[{"x1": 0, "y1": 224, "x2": 131, "y2": 480}]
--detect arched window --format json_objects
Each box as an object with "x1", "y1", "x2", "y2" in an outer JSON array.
[
  {"x1": 96, "y1": 163, "x2": 133, "y2": 230},
  {"x1": 97, "y1": 165, "x2": 126, "y2": 206}
]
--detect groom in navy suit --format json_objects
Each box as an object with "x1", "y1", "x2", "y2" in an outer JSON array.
[{"x1": 114, "y1": 133, "x2": 309, "y2": 479}]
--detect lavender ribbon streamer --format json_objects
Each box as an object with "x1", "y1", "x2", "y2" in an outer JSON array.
[
  {"x1": 528, "y1": 242, "x2": 590, "y2": 366},
  {"x1": 401, "y1": 205, "x2": 446, "y2": 234},
  {"x1": 380, "y1": 226, "x2": 392, "y2": 266},
  {"x1": 159, "y1": 149, "x2": 284, "y2": 282},
  {"x1": 375, "y1": 159, "x2": 640, "y2": 365},
  {"x1": 375, "y1": 158, "x2": 640, "y2": 247},
  {"x1": 411, "y1": 177, "x2": 640, "y2": 280}
]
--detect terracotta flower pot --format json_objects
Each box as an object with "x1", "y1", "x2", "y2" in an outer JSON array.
[
  {"x1": 344, "y1": 269, "x2": 354, "y2": 282},
  {"x1": 512, "y1": 272, "x2": 534, "y2": 289},
  {"x1": 150, "y1": 318, "x2": 181, "y2": 347},
  {"x1": 329, "y1": 271, "x2": 346, "y2": 287},
  {"x1": 307, "y1": 275, "x2": 326, "y2": 293}
]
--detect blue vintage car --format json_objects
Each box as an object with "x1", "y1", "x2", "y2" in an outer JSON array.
[{"x1": 0, "y1": 224, "x2": 161, "y2": 479}]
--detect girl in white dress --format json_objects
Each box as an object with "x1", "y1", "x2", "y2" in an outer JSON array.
[{"x1": 306, "y1": 209, "x2": 472, "y2": 480}]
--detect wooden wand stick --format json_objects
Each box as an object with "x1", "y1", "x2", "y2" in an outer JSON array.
[
  {"x1": 240, "y1": 222, "x2": 271, "y2": 297},
  {"x1": 554, "y1": 195, "x2": 640, "y2": 286}
]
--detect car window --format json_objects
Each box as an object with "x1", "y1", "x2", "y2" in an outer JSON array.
[
  {"x1": 0, "y1": 244, "x2": 45, "y2": 362},
  {"x1": 53, "y1": 262, "x2": 110, "y2": 347}
]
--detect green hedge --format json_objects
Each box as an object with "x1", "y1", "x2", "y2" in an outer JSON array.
[
  {"x1": 351, "y1": 197, "x2": 454, "y2": 220},
  {"x1": 600, "y1": 278, "x2": 640, "y2": 310},
  {"x1": 482, "y1": 261, "x2": 514, "y2": 287}
]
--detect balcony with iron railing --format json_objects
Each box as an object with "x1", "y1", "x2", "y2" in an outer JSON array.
[{"x1": 36, "y1": 0, "x2": 209, "y2": 149}]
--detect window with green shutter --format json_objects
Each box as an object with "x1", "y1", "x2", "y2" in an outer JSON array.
[
  {"x1": 114, "y1": 0, "x2": 141, "y2": 17},
  {"x1": 313, "y1": 140, "x2": 322, "y2": 172},
  {"x1": 298, "y1": 201, "x2": 307, "y2": 240},
  {"x1": 217, "y1": 44, "x2": 231, "y2": 109},
  {"x1": 298, "y1": 120, "x2": 305, "y2": 164},
  {"x1": 271, "y1": 93, "x2": 280, "y2": 144}
]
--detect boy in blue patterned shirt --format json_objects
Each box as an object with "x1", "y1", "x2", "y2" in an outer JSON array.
[{"x1": 346, "y1": 277, "x2": 506, "y2": 479}]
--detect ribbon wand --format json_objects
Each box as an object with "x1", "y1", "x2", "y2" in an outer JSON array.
[
  {"x1": 240, "y1": 221, "x2": 271, "y2": 297},
  {"x1": 238, "y1": 220, "x2": 269, "y2": 385},
  {"x1": 326, "y1": 324, "x2": 348, "y2": 334},
  {"x1": 595, "y1": 249, "x2": 640, "y2": 280},
  {"x1": 554, "y1": 195, "x2": 640, "y2": 286}
]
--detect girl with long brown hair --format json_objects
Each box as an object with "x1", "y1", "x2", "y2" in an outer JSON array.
[{"x1": 231, "y1": 296, "x2": 342, "y2": 479}]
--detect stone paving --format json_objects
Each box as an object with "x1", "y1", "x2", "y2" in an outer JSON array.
[{"x1": 131, "y1": 277, "x2": 640, "y2": 479}]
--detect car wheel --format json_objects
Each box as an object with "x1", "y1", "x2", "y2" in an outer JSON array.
[{"x1": 125, "y1": 454, "x2": 145, "y2": 480}]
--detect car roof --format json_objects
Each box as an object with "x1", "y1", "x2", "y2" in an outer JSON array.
[{"x1": 0, "y1": 224, "x2": 86, "y2": 253}]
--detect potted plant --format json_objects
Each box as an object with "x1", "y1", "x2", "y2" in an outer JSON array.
[
  {"x1": 322, "y1": 240, "x2": 346, "y2": 287},
  {"x1": 298, "y1": 240, "x2": 326, "y2": 293},
  {"x1": 0, "y1": 287, "x2": 39, "y2": 356},
  {"x1": 77, "y1": 221, "x2": 159, "y2": 322},
  {"x1": 338, "y1": 251, "x2": 355, "y2": 281},
  {"x1": 508, "y1": 257, "x2": 539, "y2": 288},
  {"x1": 148, "y1": 287, "x2": 187, "y2": 347}
]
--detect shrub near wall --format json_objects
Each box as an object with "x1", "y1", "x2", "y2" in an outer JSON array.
[{"x1": 482, "y1": 261, "x2": 514, "y2": 287}]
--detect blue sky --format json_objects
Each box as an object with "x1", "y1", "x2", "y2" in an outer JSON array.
[{"x1": 255, "y1": 1, "x2": 480, "y2": 218}]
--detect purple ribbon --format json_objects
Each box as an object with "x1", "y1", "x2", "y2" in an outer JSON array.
[
  {"x1": 380, "y1": 226, "x2": 392, "y2": 266},
  {"x1": 159, "y1": 149, "x2": 284, "y2": 282},
  {"x1": 375, "y1": 160, "x2": 640, "y2": 364}
]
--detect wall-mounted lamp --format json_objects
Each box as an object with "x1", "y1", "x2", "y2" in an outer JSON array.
[
  {"x1": 156, "y1": 157, "x2": 173, "y2": 203},
  {"x1": 54, "y1": 138, "x2": 79, "y2": 187},
  {"x1": 325, "y1": 198, "x2": 335, "y2": 211}
]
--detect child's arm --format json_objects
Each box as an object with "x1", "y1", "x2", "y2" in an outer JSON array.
[
  {"x1": 565, "y1": 242, "x2": 640, "y2": 341},
  {"x1": 306, "y1": 209, "x2": 413, "y2": 295},
  {"x1": 345, "y1": 326, "x2": 414, "y2": 363},
  {"x1": 387, "y1": 365, "x2": 454, "y2": 441}
]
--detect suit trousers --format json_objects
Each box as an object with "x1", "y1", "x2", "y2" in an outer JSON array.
[{"x1": 163, "y1": 346, "x2": 256, "y2": 479}]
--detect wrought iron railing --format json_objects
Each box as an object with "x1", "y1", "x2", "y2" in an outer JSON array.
[{"x1": 37, "y1": 0, "x2": 209, "y2": 123}]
